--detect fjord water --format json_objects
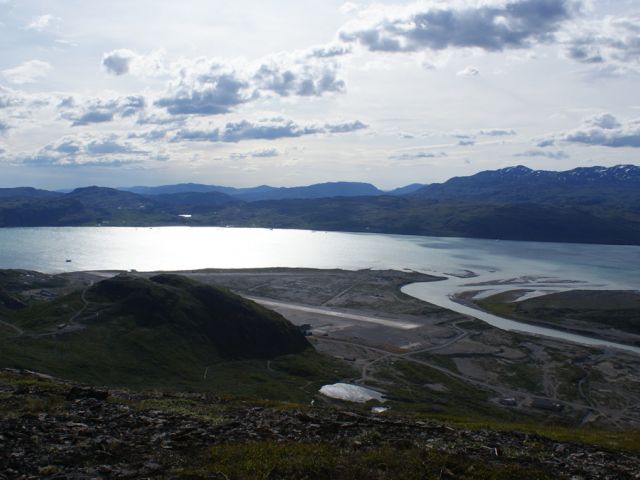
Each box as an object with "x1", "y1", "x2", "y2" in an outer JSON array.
[{"x1": 1, "y1": 227, "x2": 639, "y2": 352}]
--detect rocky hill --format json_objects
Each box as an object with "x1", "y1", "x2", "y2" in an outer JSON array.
[{"x1": 1, "y1": 369, "x2": 639, "y2": 479}]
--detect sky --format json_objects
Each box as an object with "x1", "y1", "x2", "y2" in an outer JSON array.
[{"x1": 0, "y1": 0, "x2": 639, "y2": 190}]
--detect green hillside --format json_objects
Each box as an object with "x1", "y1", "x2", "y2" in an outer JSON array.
[{"x1": 0, "y1": 274, "x2": 350, "y2": 393}]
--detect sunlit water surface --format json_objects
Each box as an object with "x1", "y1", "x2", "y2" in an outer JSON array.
[{"x1": 1, "y1": 227, "x2": 639, "y2": 352}]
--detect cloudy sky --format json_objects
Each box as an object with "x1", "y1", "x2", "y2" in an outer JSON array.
[{"x1": 0, "y1": 0, "x2": 639, "y2": 189}]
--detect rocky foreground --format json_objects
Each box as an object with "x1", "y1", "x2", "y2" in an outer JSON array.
[{"x1": 1, "y1": 370, "x2": 639, "y2": 480}]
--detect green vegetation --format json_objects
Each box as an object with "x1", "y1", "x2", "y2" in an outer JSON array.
[
  {"x1": 448, "y1": 417, "x2": 640, "y2": 454},
  {"x1": 0, "y1": 274, "x2": 357, "y2": 400},
  {"x1": 1, "y1": 268, "x2": 639, "y2": 479},
  {"x1": 494, "y1": 361, "x2": 544, "y2": 393},
  {"x1": 1, "y1": 368, "x2": 639, "y2": 478},
  {"x1": 188, "y1": 441, "x2": 555, "y2": 480},
  {"x1": 477, "y1": 290, "x2": 640, "y2": 339},
  {"x1": 372, "y1": 360, "x2": 505, "y2": 420},
  {"x1": 414, "y1": 352, "x2": 460, "y2": 372},
  {"x1": 10, "y1": 291, "x2": 84, "y2": 332}
]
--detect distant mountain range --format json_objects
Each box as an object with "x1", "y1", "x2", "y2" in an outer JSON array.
[
  {"x1": 120, "y1": 181, "x2": 424, "y2": 201},
  {"x1": 1, "y1": 164, "x2": 639, "y2": 245},
  {"x1": 411, "y1": 164, "x2": 640, "y2": 210}
]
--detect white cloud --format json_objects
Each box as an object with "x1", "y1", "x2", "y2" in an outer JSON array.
[
  {"x1": 27, "y1": 14, "x2": 54, "y2": 31},
  {"x1": 339, "y1": 2, "x2": 359, "y2": 15},
  {"x1": 2, "y1": 60, "x2": 52, "y2": 84},
  {"x1": 456, "y1": 66, "x2": 479, "y2": 77}
]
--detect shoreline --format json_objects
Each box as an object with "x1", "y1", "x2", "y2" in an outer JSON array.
[{"x1": 2, "y1": 224, "x2": 640, "y2": 248}]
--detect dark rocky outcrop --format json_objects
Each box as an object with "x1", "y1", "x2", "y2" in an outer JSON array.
[{"x1": 1, "y1": 370, "x2": 639, "y2": 479}]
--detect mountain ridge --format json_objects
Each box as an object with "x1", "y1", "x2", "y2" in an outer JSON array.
[{"x1": 0, "y1": 164, "x2": 638, "y2": 245}]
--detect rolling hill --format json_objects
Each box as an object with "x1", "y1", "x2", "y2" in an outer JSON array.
[{"x1": 0, "y1": 274, "x2": 312, "y2": 388}]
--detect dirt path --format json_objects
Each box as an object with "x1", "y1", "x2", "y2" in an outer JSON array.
[
  {"x1": 30, "y1": 281, "x2": 94, "y2": 338},
  {"x1": 357, "y1": 321, "x2": 467, "y2": 385},
  {"x1": 314, "y1": 335, "x2": 603, "y2": 415},
  {"x1": 0, "y1": 317, "x2": 23, "y2": 337}
]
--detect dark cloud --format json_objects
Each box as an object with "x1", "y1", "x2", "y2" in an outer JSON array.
[
  {"x1": 564, "y1": 16, "x2": 640, "y2": 70},
  {"x1": 102, "y1": 50, "x2": 135, "y2": 75},
  {"x1": 100, "y1": 45, "x2": 347, "y2": 118},
  {"x1": 585, "y1": 113, "x2": 620, "y2": 129},
  {"x1": 251, "y1": 148, "x2": 279, "y2": 157},
  {"x1": 515, "y1": 149, "x2": 569, "y2": 159},
  {"x1": 155, "y1": 73, "x2": 249, "y2": 115},
  {"x1": 479, "y1": 129, "x2": 517, "y2": 136},
  {"x1": 128, "y1": 129, "x2": 169, "y2": 142},
  {"x1": 172, "y1": 118, "x2": 367, "y2": 143},
  {"x1": 253, "y1": 62, "x2": 344, "y2": 97},
  {"x1": 57, "y1": 96, "x2": 75, "y2": 109},
  {"x1": 564, "y1": 129, "x2": 640, "y2": 148},
  {"x1": 542, "y1": 114, "x2": 640, "y2": 148},
  {"x1": 71, "y1": 110, "x2": 114, "y2": 126},
  {"x1": 340, "y1": 0, "x2": 578, "y2": 53},
  {"x1": 325, "y1": 120, "x2": 367, "y2": 133},
  {"x1": 458, "y1": 139, "x2": 475, "y2": 146},
  {"x1": 309, "y1": 45, "x2": 352, "y2": 58},
  {"x1": 64, "y1": 96, "x2": 146, "y2": 126},
  {"x1": 85, "y1": 138, "x2": 146, "y2": 155},
  {"x1": 0, "y1": 121, "x2": 9, "y2": 134},
  {"x1": 174, "y1": 120, "x2": 321, "y2": 143},
  {"x1": 536, "y1": 138, "x2": 555, "y2": 147},
  {"x1": 137, "y1": 113, "x2": 185, "y2": 126},
  {"x1": 566, "y1": 43, "x2": 604, "y2": 64},
  {"x1": 49, "y1": 139, "x2": 81, "y2": 155},
  {"x1": 119, "y1": 96, "x2": 146, "y2": 117}
]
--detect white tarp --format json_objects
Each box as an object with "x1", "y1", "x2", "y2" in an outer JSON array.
[{"x1": 319, "y1": 383, "x2": 385, "y2": 403}]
